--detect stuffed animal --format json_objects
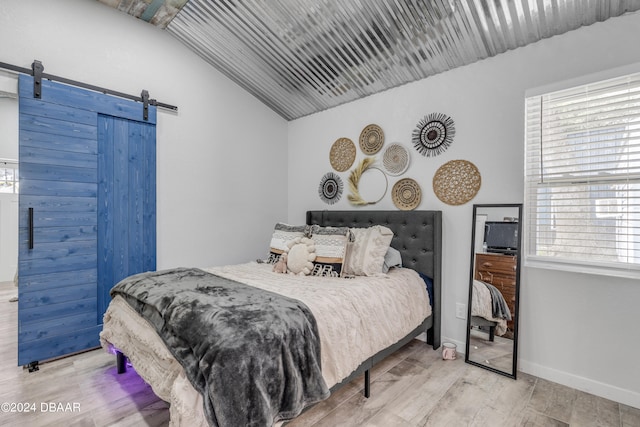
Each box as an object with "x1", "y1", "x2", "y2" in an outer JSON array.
[{"x1": 272, "y1": 253, "x2": 288, "y2": 274}]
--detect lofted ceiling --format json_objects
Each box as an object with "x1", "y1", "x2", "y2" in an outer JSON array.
[{"x1": 98, "y1": 0, "x2": 640, "y2": 120}]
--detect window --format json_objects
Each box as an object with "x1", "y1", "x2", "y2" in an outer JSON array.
[
  {"x1": 0, "y1": 160, "x2": 18, "y2": 194},
  {"x1": 525, "y1": 72, "x2": 640, "y2": 276}
]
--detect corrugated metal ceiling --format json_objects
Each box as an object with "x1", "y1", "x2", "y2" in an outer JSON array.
[{"x1": 98, "y1": 0, "x2": 640, "y2": 120}]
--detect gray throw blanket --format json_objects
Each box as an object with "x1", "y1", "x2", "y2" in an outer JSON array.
[
  {"x1": 482, "y1": 281, "x2": 512, "y2": 321},
  {"x1": 110, "y1": 268, "x2": 329, "y2": 427}
]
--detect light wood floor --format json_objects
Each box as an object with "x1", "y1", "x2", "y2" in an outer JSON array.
[{"x1": 1, "y1": 281, "x2": 639, "y2": 427}]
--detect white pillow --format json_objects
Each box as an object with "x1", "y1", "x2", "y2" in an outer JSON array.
[{"x1": 346, "y1": 225, "x2": 394, "y2": 276}]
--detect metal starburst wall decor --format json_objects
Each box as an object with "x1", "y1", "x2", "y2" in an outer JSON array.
[{"x1": 412, "y1": 113, "x2": 456, "y2": 157}]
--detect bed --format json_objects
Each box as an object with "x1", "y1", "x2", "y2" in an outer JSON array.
[
  {"x1": 100, "y1": 210, "x2": 442, "y2": 427},
  {"x1": 470, "y1": 279, "x2": 511, "y2": 339}
]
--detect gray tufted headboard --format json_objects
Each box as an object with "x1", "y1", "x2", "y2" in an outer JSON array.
[{"x1": 306, "y1": 210, "x2": 442, "y2": 348}]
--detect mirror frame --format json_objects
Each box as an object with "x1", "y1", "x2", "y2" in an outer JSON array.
[{"x1": 464, "y1": 203, "x2": 522, "y2": 379}]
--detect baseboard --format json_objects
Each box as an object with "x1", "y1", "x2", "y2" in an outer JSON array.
[{"x1": 519, "y1": 358, "x2": 640, "y2": 409}]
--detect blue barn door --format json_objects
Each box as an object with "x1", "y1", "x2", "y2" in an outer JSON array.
[{"x1": 18, "y1": 75, "x2": 156, "y2": 366}]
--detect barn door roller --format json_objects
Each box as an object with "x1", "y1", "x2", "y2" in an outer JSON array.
[
  {"x1": 31, "y1": 60, "x2": 44, "y2": 99},
  {"x1": 141, "y1": 90, "x2": 150, "y2": 121}
]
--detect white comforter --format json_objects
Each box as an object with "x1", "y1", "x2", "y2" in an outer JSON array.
[{"x1": 100, "y1": 262, "x2": 431, "y2": 426}]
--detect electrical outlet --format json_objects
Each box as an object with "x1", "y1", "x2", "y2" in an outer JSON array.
[{"x1": 455, "y1": 303, "x2": 467, "y2": 320}]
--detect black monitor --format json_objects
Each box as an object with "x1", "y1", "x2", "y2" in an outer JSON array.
[{"x1": 484, "y1": 221, "x2": 519, "y2": 255}]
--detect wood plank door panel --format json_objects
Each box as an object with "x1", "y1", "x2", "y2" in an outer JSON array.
[
  {"x1": 18, "y1": 75, "x2": 156, "y2": 366},
  {"x1": 97, "y1": 115, "x2": 156, "y2": 320}
]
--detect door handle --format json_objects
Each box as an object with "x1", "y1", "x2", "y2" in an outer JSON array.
[{"x1": 28, "y1": 207, "x2": 34, "y2": 250}]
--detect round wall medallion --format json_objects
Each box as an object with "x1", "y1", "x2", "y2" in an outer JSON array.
[
  {"x1": 347, "y1": 157, "x2": 388, "y2": 206},
  {"x1": 318, "y1": 172, "x2": 343, "y2": 205},
  {"x1": 329, "y1": 137, "x2": 356, "y2": 172},
  {"x1": 382, "y1": 143, "x2": 410, "y2": 176},
  {"x1": 391, "y1": 178, "x2": 422, "y2": 211},
  {"x1": 412, "y1": 113, "x2": 455, "y2": 157},
  {"x1": 432, "y1": 160, "x2": 481, "y2": 206},
  {"x1": 359, "y1": 124, "x2": 385, "y2": 154}
]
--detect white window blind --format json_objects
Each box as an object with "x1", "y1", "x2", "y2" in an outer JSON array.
[{"x1": 525, "y1": 72, "x2": 640, "y2": 276}]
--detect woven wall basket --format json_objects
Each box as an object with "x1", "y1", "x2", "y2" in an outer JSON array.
[
  {"x1": 329, "y1": 137, "x2": 356, "y2": 172},
  {"x1": 382, "y1": 143, "x2": 410, "y2": 176},
  {"x1": 391, "y1": 178, "x2": 421, "y2": 210},
  {"x1": 359, "y1": 124, "x2": 384, "y2": 155},
  {"x1": 432, "y1": 159, "x2": 481, "y2": 205}
]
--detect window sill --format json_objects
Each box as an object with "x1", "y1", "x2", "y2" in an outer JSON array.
[{"x1": 524, "y1": 257, "x2": 640, "y2": 280}]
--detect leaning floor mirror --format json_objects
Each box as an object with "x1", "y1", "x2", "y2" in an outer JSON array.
[{"x1": 465, "y1": 203, "x2": 522, "y2": 379}]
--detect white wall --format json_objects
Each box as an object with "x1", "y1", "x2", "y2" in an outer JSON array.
[
  {"x1": 288, "y1": 11, "x2": 640, "y2": 408},
  {"x1": 0, "y1": 75, "x2": 18, "y2": 160},
  {"x1": 0, "y1": 0, "x2": 288, "y2": 271},
  {"x1": 0, "y1": 83, "x2": 19, "y2": 282},
  {"x1": 0, "y1": 190, "x2": 18, "y2": 282}
]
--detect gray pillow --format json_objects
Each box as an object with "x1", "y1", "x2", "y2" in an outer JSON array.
[{"x1": 382, "y1": 247, "x2": 402, "y2": 273}]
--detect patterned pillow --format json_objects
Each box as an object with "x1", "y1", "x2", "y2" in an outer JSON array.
[
  {"x1": 267, "y1": 223, "x2": 309, "y2": 264},
  {"x1": 308, "y1": 225, "x2": 353, "y2": 277},
  {"x1": 345, "y1": 225, "x2": 394, "y2": 276}
]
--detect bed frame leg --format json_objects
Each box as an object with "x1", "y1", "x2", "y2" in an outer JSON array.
[
  {"x1": 116, "y1": 351, "x2": 127, "y2": 374},
  {"x1": 427, "y1": 325, "x2": 440, "y2": 350},
  {"x1": 489, "y1": 326, "x2": 495, "y2": 342},
  {"x1": 364, "y1": 370, "x2": 370, "y2": 398}
]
